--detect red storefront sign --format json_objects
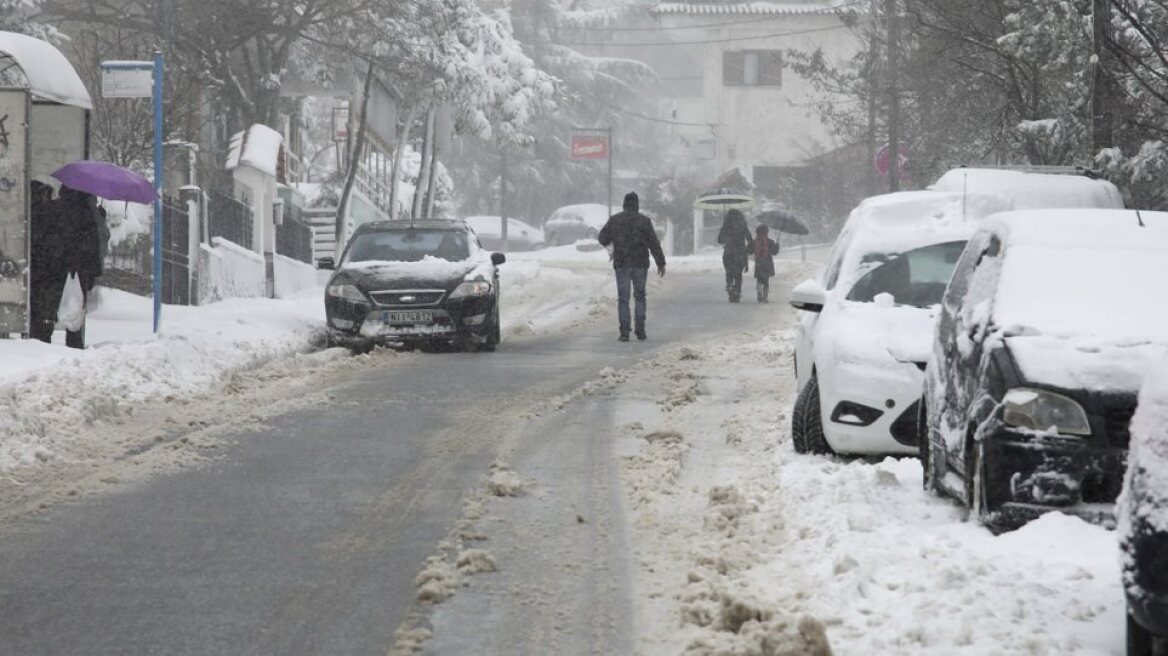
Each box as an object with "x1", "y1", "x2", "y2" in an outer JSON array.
[{"x1": 570, "y1": 134, "x2": 609, "y2": 160}]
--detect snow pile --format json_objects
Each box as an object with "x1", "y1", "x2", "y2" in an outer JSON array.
[
  {"x1": 0, "y1": 287, "x2": 325, "y2": 472},
  {"x1": 102, "y1": 200, "x2": 152, "y2": 247},
  {"x1": 616, "y1": 328, "x2": 1124, "y2": 654},
  {"x1": 498, "y1": 259, "x2": 614, "y2": 337}
]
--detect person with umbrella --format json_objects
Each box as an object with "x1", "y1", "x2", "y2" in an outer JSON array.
[
  {"x1": 46, "y1": 185, "x2": 108, "y2": 348},
  {"x1": 44, "y1": 160, "x2": 147, "y2": 348},
  {"x1": 717, "y1": 209, "x2": 752, "y2": 303},
  {"x1": 752, "y1": 224, "x2": 779, "y2": 303}
]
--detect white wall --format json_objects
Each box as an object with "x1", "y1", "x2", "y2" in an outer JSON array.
[
  {"x1": 197, "y1": 237, "x2": 266, "y2": 303},
  {"x1": 272, "y1": 254, "x2": 319, "y2": 298}
]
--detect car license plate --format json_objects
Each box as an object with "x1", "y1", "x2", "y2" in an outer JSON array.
[{"x1": 384, "y1": 310, "x2": 433, "y2": 324}]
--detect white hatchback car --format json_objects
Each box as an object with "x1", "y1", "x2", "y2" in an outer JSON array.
[{"x1": 789, "y1": 191, "x2": 1008, "y2": 455}]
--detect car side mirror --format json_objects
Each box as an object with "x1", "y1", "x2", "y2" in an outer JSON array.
[
  {"x1": 789, "y1": 278, "x2": 826, "y2": 313},
  {"x1": 491, "y1": 252, "x2": 507, "y2": 266},
  {"x1": 317, "y1": 256, "x2": 335, "y2": 271}
]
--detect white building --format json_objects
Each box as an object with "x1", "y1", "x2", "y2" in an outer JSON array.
[{"x1": 646, "y1": 1, "x2": 862, "y2": 194}]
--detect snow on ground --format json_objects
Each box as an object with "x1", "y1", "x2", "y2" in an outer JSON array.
[{"x1": 613, "y1": 327, "x2": 1125, "y2": 655}]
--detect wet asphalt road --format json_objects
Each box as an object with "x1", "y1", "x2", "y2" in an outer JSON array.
[{"x1": 0, "y1": 269, "x2": 796, "y2": 656}]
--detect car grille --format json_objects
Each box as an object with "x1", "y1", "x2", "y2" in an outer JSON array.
[
  {"x1": 1105, "y1": 406, "x2": 1135, "y2": 448},
  {"x1": 369, "y1": 290, "x2": 446, "y2": 307}
]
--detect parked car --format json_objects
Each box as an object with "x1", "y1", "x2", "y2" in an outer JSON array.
[
  {"x1": 323, "y1": 219, "x2": 506, "y2": 352},
  {"x1": 464, "y1": 215, "x2": 545, "y2": 252},
  {"x1": 1120, "y1": 356, "x2": 1168, "y2": 656},
  {"x1": 920, "y1": 209, "x2": 1168, "y2": 531},
  {"x1": 930, "y1": 167, "x2": 1125, "y2": 210},
  {"x1": 789, "y1": 190, "x2": 1011, "y2": 456},
  {"x1": 544, "y1": 204, "x2": 615, "y2": 246}
]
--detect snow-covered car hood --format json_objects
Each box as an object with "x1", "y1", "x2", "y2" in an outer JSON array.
[
  {"x1": 829, "y1": 300, "x2": 940, "y2": 365},
  {"x1": 336, "y1": 256, "x2": 490, "y2": 290},
  {"x1": 1006, "y1": 334, "x2": 1167, "y2": 394}
]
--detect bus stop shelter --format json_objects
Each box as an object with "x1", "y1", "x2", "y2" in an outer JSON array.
[{"x1": 0, "y1": 31, "x2": 92, "y2": 336}]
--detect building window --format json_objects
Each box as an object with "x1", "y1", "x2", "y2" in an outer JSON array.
[{"x1": 723, "y1": 50, "x2": 782, "y2": 87}]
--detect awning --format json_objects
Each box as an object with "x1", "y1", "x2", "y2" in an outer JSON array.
[
  {"x1": 0, "y1": 31, "x2": 93, "y2": 109},
  {"x1": 694, "y1": 193, "x2": 754, "y2": 211}
]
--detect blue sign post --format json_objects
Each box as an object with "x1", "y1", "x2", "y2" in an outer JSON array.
[{"x1": 101, "y1": 56, "x2": 164, "y2": 333}]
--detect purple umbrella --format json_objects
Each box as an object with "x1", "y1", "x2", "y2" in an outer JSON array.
[{"x1": 51, "y1": 160, "x2": 157, "y2": 204}]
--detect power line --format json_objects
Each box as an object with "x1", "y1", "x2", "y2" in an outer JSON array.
[
  {"x1": 609, "y1": 106, "x2": 714, "y2": 127},
  {"x1": 548, "y1": 23, "x2": 850, "y2": 48}
]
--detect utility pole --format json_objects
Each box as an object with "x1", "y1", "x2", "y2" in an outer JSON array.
[
  {"x1": 1091, "y1": 0, "x2": 1115, "y2": 152},
  {"x1": 500, "y1": 145, "x2": 509, "y2": 249},
  {"x1": 866, "y1": 0, "x2": 880, "y2": 195},
  {"x1": 885, "y1": 0, "x2": 900, "y2": 193}
]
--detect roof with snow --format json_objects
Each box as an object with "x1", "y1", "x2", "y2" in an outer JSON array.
[
  {"x1": 652, "y1": 2, "x2": 856, "y2": 16},
  {"x1": 0, "y1": 32, "x2": 93, "y2": 109},
  {"x1": 226, "y1": 124, "x2": 285, "y2": 181}
]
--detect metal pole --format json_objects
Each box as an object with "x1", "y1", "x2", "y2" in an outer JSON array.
[
  {"x1": 886, "y1": 0, "x2": 900, "y2": 193},
  {"x1": 152, "y1": 51, "x2": 164, "y2": 333}
]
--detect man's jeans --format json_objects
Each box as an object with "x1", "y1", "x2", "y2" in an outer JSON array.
[{"x1": 615, "y1": 267, "x2": 648, "y2": 333}]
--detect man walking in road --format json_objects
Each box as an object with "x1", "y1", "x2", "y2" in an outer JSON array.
[{"x1": 598, "y1": 192, "x2": 666, "y2": 342}]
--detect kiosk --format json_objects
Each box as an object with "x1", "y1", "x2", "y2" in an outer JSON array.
[{"x1": 0, "y1": 31, "x2": 92, "y2": 336}]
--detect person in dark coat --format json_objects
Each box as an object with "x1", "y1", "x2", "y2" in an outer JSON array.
[
  {"x1": 52, "y1": 186, "x2": 108, "y2": 349},
  {"x1": 717, "y1": 209, "x2": 752, "y2": 303},
  {"x1": 753, "y1": 224, "x2": 779, "y2": 303},
  {"x1": 598, "y1": 192, "x2": 666, "y2": 342},
  {"x1": 28, "y1": 180, "x2": 64, "y2": 342}
]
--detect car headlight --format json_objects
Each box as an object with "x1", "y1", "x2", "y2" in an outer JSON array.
[
  {"x1": 450, "y1": 281, "x2": 492, "y2": 299},
  {"x1": 326, "y1": 283, "x2": 366, "y2": 303},
  {"x1": 1003, "y1": 388, "x2": 1091, "y2": 436}
]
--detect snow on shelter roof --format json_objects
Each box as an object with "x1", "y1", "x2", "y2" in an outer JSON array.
[
  {"x1": 0, "y1": 32, "x2": 92, "y2": 109},
  {"x1": 652, "y1": 1, "x2": 855, "y2": 15},
  {"x1": 226, "y1": 124, "x2": 285, "y2": 180}
]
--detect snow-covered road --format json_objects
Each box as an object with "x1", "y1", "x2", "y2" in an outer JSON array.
[{"x1": 0, "y1": 243, "x2": 1125, "y2": 655}]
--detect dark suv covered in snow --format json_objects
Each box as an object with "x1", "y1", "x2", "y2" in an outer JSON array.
[
  {"x1": 322, "y1": 220, "x2": 506, "y2": 351},
  {"x1": 920, "y1": 209, "x2": 1168, "y2": 531}
]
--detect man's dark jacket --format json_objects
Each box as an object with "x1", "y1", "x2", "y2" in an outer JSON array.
[{"x1": 598, "y1": 194, "x2": 666, "y2": 270}]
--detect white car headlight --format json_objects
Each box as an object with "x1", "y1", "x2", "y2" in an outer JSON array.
[
  {"x1": 327, "y1": 283, "x2": 366, "y2": 303},
  {"x1": 449, "y1": 281, "x2": 492, "y2": 299},
  {"x1": 1003, "y1": 388, "x2": 1091, "y2": 436}
]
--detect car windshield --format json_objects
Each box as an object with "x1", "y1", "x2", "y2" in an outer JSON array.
[
  {"x1": 846, "y1": 241, "x2": 967, "y2": 308},
  {"x1": 344, "y1": 229, "x2": 470, "y2": 264}
]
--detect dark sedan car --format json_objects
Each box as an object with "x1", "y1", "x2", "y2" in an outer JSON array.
[
  {"x1": 323, "y1": 219, "x2": 506, "y2": 351},
  {"x1": 919, "y1": 210, "x2": 1168, "y2": 531}
]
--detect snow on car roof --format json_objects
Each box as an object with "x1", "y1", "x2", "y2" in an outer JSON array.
[
  {"x1": 834, "y1": 190, "x2": 1012, "y2": 290},
  {"x1": 549, "y1": 204, "x2": 619, "y2": 228},
  {"x1": 987, "y1": 209, "x2": 1168, "y2": 391},
  {"x1": 465, "y1": 215, "x2": 537, "y2": 232},
  {"x1": 931, "y1": 168, "x2": 1124, "y2": 210}
]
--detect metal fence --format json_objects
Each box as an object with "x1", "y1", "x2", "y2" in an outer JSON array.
[
  {"x1": 276, "y1": 215, "x2": 315, "y2": 264},
  {"x1": 160, "y1": 199, "x2": 191, "y2": 305},
  {"x1": 208, "y1": 191, "x2": 253, "y2": 250}
]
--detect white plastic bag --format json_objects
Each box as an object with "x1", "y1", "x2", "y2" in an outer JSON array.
[{"x1": 57, "y1": 273, "x2": 85, "y2": 332}]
